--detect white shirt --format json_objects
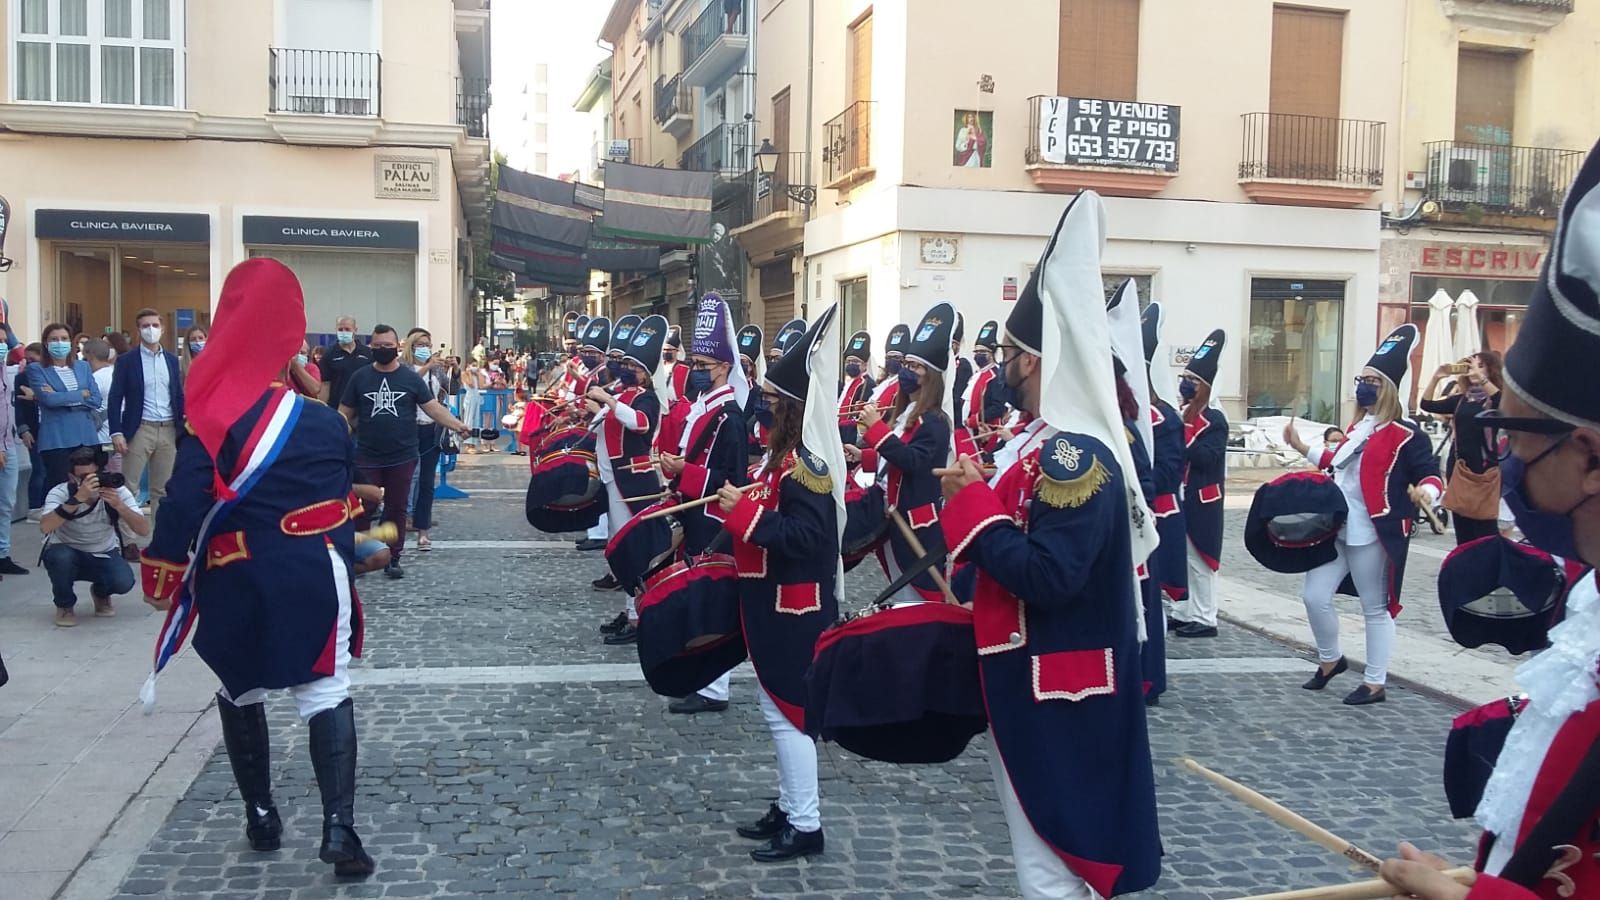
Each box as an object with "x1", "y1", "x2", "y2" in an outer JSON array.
[
  {"x1": 54, "y1": 365, "x2": 78, "y2": 392},
  {"x1": 990, "y1": 419, "x2": 1050, "y2": 487},
  {"x1": 1312, "y1": 414, "x2": 1379, "y2": 547},
  {"x1": 139, "y1": 345, "x2": 173, "y2": 424},
  {"x1": 678, "y1": 383, "x2": 735, "y2": 455},
  {"x1": 593, "y1": 393, "x2": 646, "y2": 483},
  {"x1": 92, "y1": 366, "x2": 114, "y2": 443},
  {"x1": 43, "y1": 481, "x2": 141, "y2": 554}
]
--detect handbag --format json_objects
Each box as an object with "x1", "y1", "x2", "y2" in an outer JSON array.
[{"x1": 1443, "y1": 459, "x2": 1501, "y2": 521}]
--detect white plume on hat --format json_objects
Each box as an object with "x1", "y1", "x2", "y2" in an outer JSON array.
[
  {"x1": 1108, "y1": 279, "x2": 1154, "y2": 456},
  {"x1": 798, "y1": 304, "x2": 848, "y2": 604}
]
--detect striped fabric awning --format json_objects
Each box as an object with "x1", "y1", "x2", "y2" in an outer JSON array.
[{"x1": 599, "y1": 162, "x2": 714, "y2": 244}]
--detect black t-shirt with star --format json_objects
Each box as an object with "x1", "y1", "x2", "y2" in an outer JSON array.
[{"x1": 341, "y1": 363, "x2": 435, "y2": 466}]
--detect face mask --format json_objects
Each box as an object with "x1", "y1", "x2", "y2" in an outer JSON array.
[
  {"x1": 295, "y1": 353, "x2": 309, "y2": 367},
  {"x1": 685, "y1": 369, "x2": 712, "y2": 399},
  {"x1": 897, "y1": 368, "x2": 920, "y2": 395},
  {"x1": 1179, "y1": 379, "x2": 1197, "y2": 401},
  {"x1": 140, "y1": 326, "x2": 162, "y2": 345},
  {"x1": 617, "y1": 368, "x2": 638, "y2": 386},
  {"x1": 48, "y1": 341, "x2": 72, "y2": 360},
  {"x1": 845, "y1": 362, "x2": 862, "y2": 378},
  {"x1": 662, "y1": 353, "x2": 676, "y2": 365},
  {"x1": 754, "y1": 405, "x2": 773, "y2": 428},
  {"x1": 1355, "y1": 383, "x2": 1378, "y2": 408},
  {"x1": 884, "y1": 358, "x2": 902, "y2": 375},
  {"x1": 974, "y1": 351, "x2": 992, "y2": 368},
  {"x1": 606, "y1": 359, "x2": 623, "y2": 376},
  {"x1": 996, "y1": 356, "x2": 1023, "y2": 408},
  {"x1": 189, "y1": 341, "x2": 205, "y2": 355},
  {"x1": 1500, "y1": 443, "x2": 1592, "y2": 562},
  {"x1": 337, "y1": 330, "x2": 355, "y2": 346},
  {"x1": 413, "y1": 346, "x2": 432, "y2": 362},
  {"x1": 371, "y1": 346, "x2": 399, "y2": 365},
  {"x1": 582, "y1": 353, "x2": 601, "y2": 370}
]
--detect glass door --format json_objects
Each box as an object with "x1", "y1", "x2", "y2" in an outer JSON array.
[
  {"x1": 1247, "y1": 278, "x2": 1345, "y2": 423},
  {"x1": 56, "y1": 247, "x2": 115, "y2": 338}
]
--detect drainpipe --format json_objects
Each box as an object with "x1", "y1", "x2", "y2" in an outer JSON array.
[
  {"x1": 1393, "y1": 0, "x2": 1413, "y2": 220},
  {"x1": 800, "y1": 0, "x2": 815, "y2": 318}
]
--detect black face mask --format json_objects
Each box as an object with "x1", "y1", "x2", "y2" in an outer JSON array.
[
  {"x1": 997, "y1": 354, "x2": 1024, "y2": 409},
  {"x1": 371, "y1": 346, "x2": 399, "y2": 365}
]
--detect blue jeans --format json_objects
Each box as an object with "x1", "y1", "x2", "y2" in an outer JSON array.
[
  {"x1": 42, "y1": 543, "x2": 136, "y2": 609},
  {"x1": 0, "y1": 446, "x2": 18, "y2": 556}
]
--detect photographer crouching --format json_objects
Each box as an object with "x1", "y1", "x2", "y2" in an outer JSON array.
[{"x1": 40, "y1": 446, "x2": 149, "y2": 626}]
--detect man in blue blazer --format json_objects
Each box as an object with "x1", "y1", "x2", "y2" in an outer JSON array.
[{"x1": 109, "y1": 308, "x2": 184, "y2": 525}]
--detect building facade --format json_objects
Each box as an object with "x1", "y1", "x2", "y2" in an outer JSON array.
[{"x1": 0, "y1": 0, "x2": 492, "y2": 352}]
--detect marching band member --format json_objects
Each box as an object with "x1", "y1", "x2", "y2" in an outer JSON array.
[
  {"x1": 773, "y1": 318, "x2": 806, "y2": 358},
  {"x1": 738, "y1": 325, "x2": 769, "y2": 458},
  {"x1": 657, "y1": 326, "x2": 691, "y2": 456},
  {"x1": 1140, "y1": 302, "x2": 1186, "y2": 701},
  {"x1": 576, "y1": 316, "x2": 614, "y2": 553},
  {"x1": 963, "y1": 320, "x2": 1010, "y2": 454},
  {"x1": 591, "y1": 316, "x2": 667, "y2": 631},
  {"x1": 139, "y1": 260, "x2": 377, "y2": 879},
  {"x1": 1279, "y1": 326, "x2": 1442, "y2": 705},
  {"x1": 657, "y1": 293, "x2": 751, "y2": 711},
  {"x1": 939, "y1": 192, "x2": 1160, "y2": 899},
  {"x1": 855, "y1": 304, "x2": 955, "y2": 604},
  {"x1": 838, "y1": 330, "x2": 875, "y2": 446},
  {"x1": 871, "y1": 324, "x2": 909, "y2": 411},
  {"x1": 1169, "y1": 329, "x2": 1229, "y2": 639},
  {"x1": 1380, "y1": 137, "x2": 1600, "y2": 900},
  {"x1": 715, "y1": 305, "x2": 844, "y2": 863},
  {"x1": 663, "y1": 325, "x2": 688, "y2": 400},
  {"x1": 949, "y1": 312, "x2": 974, "y2": 426}
]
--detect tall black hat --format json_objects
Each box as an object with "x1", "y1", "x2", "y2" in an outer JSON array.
[
  {"x1": 575, "y1": 315, "x2": 591, "y2": 342},
  {"x1": 610, "y1": 315, "x2": 642, "y2": 354},
  {"x1": 563, "y1": 311, "x2": 580, "y2": 341},
  {"x1": 766, "y1": 308, "x2": 836, "y2": 401},
  {"x1": 1140, "y1": 301, "x2": 1163, "y2": 365},
  {"x1": 1184, "y1": 329, "x2": 1226, "y2": 387},
  {"x1": 1506, "y1": 137, "x2": 1600, "y2": 428},
  {"x1": 580, "y1": 316, "x2": 611, "y2": 353},
  {"x1": 1364, "y1": 323, "x2": 1418, "y2": 389},
  {"x1": 665, "y1": 325, "x2": 682, "y2": 350},
  {"x1": 952, "y1": 312, "x2": 965, "y2": 346},
  {"x1": 974, "y1": 320, "x2": 1000, "y2": 353},
  {"x1": 775, "y1": 318, "x2": 807, "y2": 354},
  {"x1": 624, "y1": 314, "x2": 669, "y2": 377},
  {"x1": 737, "y1": 324, "x2": 763, "y2": 361},
  {"x1": 906, "y1": 303, "x2": 956, "y2": 373},
  {"x1": 1006, "y1": 264, "x2": 1045, "y2": 356},
  {"x1": 844, "y1": 330, "x2": 871, "y2": 361},
  {"x1": 884, "y1": 324, "x2": 910, "y2": 357}
]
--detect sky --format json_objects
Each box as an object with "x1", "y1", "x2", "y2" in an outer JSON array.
[{"x1": 489, "y1": 0, "x2": 612, "y2": 178}]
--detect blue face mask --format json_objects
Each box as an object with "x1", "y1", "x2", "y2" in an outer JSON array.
[
  {"x1": 884, "y1": 358, "x2": 902, "y2": 375},
  {"x1": 754, "y1": 407, "x2": 773, "y2": 428},
  {"x1": 582, "y1": 353, "x2": 601, "y2": 370},
  {"x1": 1178, "y1": 379, "x2": 1197, "y2": 401},
  {"x1": 974, "y1": 351, "x2": 992, "y2": 368},
  {"x1": 616, "y1": 368, "x2": 638, "y2": 386},
  {"x1": 413, "y1": 346, "x2": 432, "y2": 363},
  {"x1": 1355, "y1": 382, "x2": 1379, "y2": 409},
  {"x1": 189, "y1": 341, "x2": 205, "y2": 355},
  {"x1": 295, "y1": 353, "x2": 309, "y2": 367},
  {"x1": 685, "y1": 368, "x2": 712, "y2": 399},
  {"x1": 897, "y1": 368, "x2": 920, "y2": 395},
  {"x1": 1499, "y1": 442, "x2": 1590, "y2": 562},
  {"x1": 47, "y1": 340, "x2": 72, "y2": 360},
  {"x1": 845, "y1": 362, "x2": 862, "y2": 378}
]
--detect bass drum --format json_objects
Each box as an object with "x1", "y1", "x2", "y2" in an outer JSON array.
[
  {"x1": 841, "y1": 483, "x2": 888, "y2": 572},
  {"x1": 806, "y1": 601, "x2": 987, "y2": 764},
  {"x1": 635, "y1": 553, "x2": 747, "y2": 698},
  {"x1": 524, "y1": 427, "x2": 603, "y2": 534},
  {"x1": 605, "y1": 500, "x2": 680, "y2": 595}
]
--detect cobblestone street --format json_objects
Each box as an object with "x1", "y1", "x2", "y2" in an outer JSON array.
[{"x1": 61, "y1": 455, "x2": 1486, "y2": 900}]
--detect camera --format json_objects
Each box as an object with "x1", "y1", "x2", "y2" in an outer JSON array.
[{"x1": 98, "y1": 472, "x2": 125, "y2": 489}]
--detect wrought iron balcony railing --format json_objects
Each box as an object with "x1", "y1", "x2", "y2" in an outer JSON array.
[
  {"x1": 682, "y1": 0, "x2": 747, "y2": 74},
  {"x1": 1423, "y1": 140, "x2": 1584, "y2": 218},
  {"x1": 823, "y1": 101, "x2": 872, "y2": 185},
  {"x1": 457, "y1": 77, "x2": 490, "y2": 138},
  {"x1": 269, "y1": 48, "x2": 380, "y2": 116},
  {"x1": 1239, "y1": 112, "x2": 1384, "y2": 186}
]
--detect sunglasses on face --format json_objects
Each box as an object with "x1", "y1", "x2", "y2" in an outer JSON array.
[{"x1": 1353, "y1": 375, "x2": 1384, "y2": 388}]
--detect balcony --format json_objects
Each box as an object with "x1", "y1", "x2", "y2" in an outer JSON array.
[
  {"x1": 653, "y1": 74, "x2": 693, "y2": 139},
  {"x1": 642, "y1": 0, "x2": 667, "y2": 42},
  {"x1": 681, "y1": 0, "x2": 748, "y2": 89},
  {"x1": 822, "y1": 101, "x2": 874, "y2": 191},
  {"x1": 680, "y1": 123, "x2": 752, "y2": 176},
  {"x1": 732, "y1": 151, "x2": 809, "y2": 262},
  {"x1": 1238, "y1": 113, "x2": 1385, "y2": 208},
  {"x1": 1024, "y1": 95, "x2": 1179, "y2": 198},
  {"x1": 269, "y1": 48, "x2": 380, "y2": 117},
  {"x1": 1422, "y1": 141, "x2": 1584, "y2": 226},
  {"x1": 596, "y1": 137, "x2": 643, "y2": 177},
  {"x1": 457, "y1": 77, "x2": 490, "y2": 139},
  {"x1": 1439, "y1": 0, "x2": 1572, "y2": 33}
]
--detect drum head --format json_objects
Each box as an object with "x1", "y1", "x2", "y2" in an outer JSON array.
[
  {"x1": 636, "y1": 557, "x2": 748, "y2": 698},
  {"x1": 1266, "y1": 512, "x2": 1342, "y2": 548}
]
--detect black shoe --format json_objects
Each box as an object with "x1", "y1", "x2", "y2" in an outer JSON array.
[
  {"x1": 736, "y1": 803, "x2": 788, "y2": 840},
  {"x1": 576, "y1": 538, "x2": 607, "y2": 552},
  {"x1": 383, "y1": 560, "x2": 404, "y2": 579},
  {"x1": 669, "y1": 694, "x2": 730, "y2": 715},
  {"x1": 308, "y1": 699, "x2": 375, "y2": 879},
  {"x1": 217, "y1": 695, "x2": 282, "y2": 852},
  {"x1": 1343, "y1": 684, "x2": 1387, "y2": 706},
  {"x1": 751, "y1": 825, "x2": 824, "y2": 862},
  {"x1": 602, "y1": 623, "x2": 638, "y2": 645},
  {"x1": 1302, "y1": 657, "x2": 1349, "y2": 691},
  {"x1": 1166, "y1": 617, "x2": 1186, "y2": 632},
  {"x1": 591, "y1": 573, "x2": 621, "y2": 591},
  {"x1": 1174, "y1": 622, "x2": 1218, "y2": 638},
  {"x1": 599, "y1": 611, "x2": 629, "y2": 635},
  {"x1": 1144, "y1": 693, "x2": 1161, "y2": 708},
  {"x1": 0, "y1": 557, "x2": 29, "y2": 576}
]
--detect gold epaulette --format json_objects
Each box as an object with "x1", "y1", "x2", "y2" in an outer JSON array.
[
  {"x1": 1037, "y1": 434, "x2": 1111, "y2": 509},
  {"x1": 786, "y1": 450, "x2": 834, "y2": 495}
]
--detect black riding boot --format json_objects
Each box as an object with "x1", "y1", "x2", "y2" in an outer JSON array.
[
  {"x1": 307, "y1": 698, "x2": 375, "y2": 878},
  {"x1": 216, "y1": 695, "x2": 282, "y2": 852}
]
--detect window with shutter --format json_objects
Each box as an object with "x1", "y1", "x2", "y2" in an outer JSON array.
[{"x1": 1057, "y1": 0, "x2": 1139, "y2": 101}]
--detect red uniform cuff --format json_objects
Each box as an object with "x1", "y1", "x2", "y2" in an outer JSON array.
[
  {"x1": 864, "y1": 419, "x2": 894, "y2": 451},
  {"x1": 720, "y1": 494, "x2": 765, "y2": 544},
  {"x1": 859, "y1": 448, "x2": 879, "y2": 472},
  {"x1": 140, "y1": 554, "x2": 187, "y2": 601},
  {"x1": 678, "y1": 462, "x2": 711, "y2": 498},
  {"x1": 940, "y1": 481, "x2": 1011, "y2": 564}
]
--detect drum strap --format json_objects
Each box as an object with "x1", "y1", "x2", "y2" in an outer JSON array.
[
  {"x1": 871, "y1": 544, "x2": 947, "y2": 607},
  {"x1": 684, "y1": 405, "x2": 729, "y2": 464}
]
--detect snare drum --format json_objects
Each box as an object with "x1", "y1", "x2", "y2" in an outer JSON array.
[
  {"x1": 841, "y1": 483, "x2": 888, "y2": 572},
  {"x1": 524, "y1": 427, "x2": 603, "y2": 534},
  {"x1": 635, "y1": 553, "x2": 747, "y2": 698},
  {"x1": 606, "y1": 500, "x2": 680, "y2": 595}
]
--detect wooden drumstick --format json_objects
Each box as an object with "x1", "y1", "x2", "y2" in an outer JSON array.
[
  {"x1": 1177, "y1": 758, "x2": 1384, "y2": 872},
  {"x1": 641, "y1": 482, "x2": 763, "y2": 520},
  {"x1": 1233, "y1": 868, "x2": 1475, "y2": 900},
  {"x1": 621, "y1": 491, "x2": 668, "y2": 505},
  {"x1": 887, "y1": 508, "x2": 961, "y2": 606},
  {"x1": 356, "y1": 522, "x2": 399, "y2": 544},
  {"x1": 1408, "y1": 484, "x2": 1445, "y2": 532}
]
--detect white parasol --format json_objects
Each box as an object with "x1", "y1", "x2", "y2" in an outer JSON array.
[
  {"x1": 1419, "y1": 290, "x2": 1456, "y2": 404},
  {"x1": 1453, "y1": 290, "x2": 1483, "y2": 360}
]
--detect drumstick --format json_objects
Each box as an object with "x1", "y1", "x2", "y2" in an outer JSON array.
[
  {"x1": 641, "y1": 482, "x2": 763, "y2": 520},
  {"x1": 621, "y1": 491, "x2": 668, "y2": 504},
  {"x1": 1177, "y1": 758, "x2": 1384, "y2": 872},
  {"x1": 1233, "y1": 868, "x2": 1475, "y2": 900},
  {"x1": 1408, "y1": 485, "x2": 1445, "y2": 531},
  {"x1": 356, "y1": 523, "x2": 399, "y2": 544},
  {"x1": 887, "y1": 508, "x2": 961, "y2": 606},
  {"x1": 932, "y1": 465, "x2": 999, "y2": 478}
]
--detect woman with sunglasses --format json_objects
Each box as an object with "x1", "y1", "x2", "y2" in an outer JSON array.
[
  {"x1": 714, "y1": 307, "x2": 844, "y2": 863},
  {"x1": 1170, "y1": 329, "x2": 1229, "y2": 639},
  {"x1": 1419, "y1": 351, "x2": 1506, "y2": 544},
  {"x1": 1281, "y1": 324, "x2": 1443, "y2": 706}
]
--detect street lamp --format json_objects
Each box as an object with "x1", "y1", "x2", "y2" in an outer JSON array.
[{"x1": 754, "y1": 138, "x2": 816, "y2": 207}]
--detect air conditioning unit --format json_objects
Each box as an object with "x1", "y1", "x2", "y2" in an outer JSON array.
[{"x1": 1427, "y1": 145, "x2": 1512, "y2": 206}]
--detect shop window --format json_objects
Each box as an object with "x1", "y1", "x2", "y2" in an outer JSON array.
[
  {"x1": 52, "y1": 243, "x2": 208, "y2": 343},
  {"x1": 249, "y1": 248, "x2": 415, "y2": 338},
  {"x1": 14, "y1": 0, "x2": 181, "y2": 106},
  {"x1": 1101, "y1": 272, "x2": 1153, "y2": 310},
  {"x1": 1246, "y1": 278, "x2": 1345, "y2": 423},
  {"x1": 839, "y1": 276, "x2": 868, "y2": 359}
]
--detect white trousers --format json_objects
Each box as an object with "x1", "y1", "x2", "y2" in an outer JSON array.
[
  {"x1": 758, "y1": 690, "x2": 820, "y2": 832},
  {"x1": 587, "y1": 513, "x2": 609, "y2": 541},
  {"x1": 221, "y1": 545, "x2": 352, "y2": 721},
  {"x1": 1302, "y1": 538, "x2": 1393, "y2": 686},
  {"x1": 698, "y1": 671, "x2": 732, "y2": 701},
  {"x1": 1176, "y1": 542, "x2": 1218, "y2": 627},
  {"x1": 602, "y1": 481, "x2": 637, "y2": 618},
  {"x1": 462, "y1": 390, "x2": 482, "y2": 445},
  {"x1": 988, "y1": 740, "x2": 1100, "y2": 900}
]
